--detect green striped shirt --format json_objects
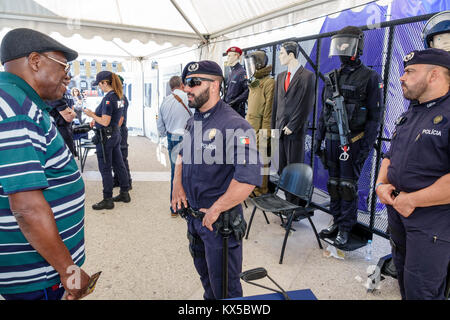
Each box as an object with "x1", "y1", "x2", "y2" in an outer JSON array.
[{"x1": 0, "y1": 72, "x2": 85, "y2": 294}]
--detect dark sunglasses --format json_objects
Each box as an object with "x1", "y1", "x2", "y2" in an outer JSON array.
[{"x1": 184, "y1": 77, "x2": 215, "y2": 88}]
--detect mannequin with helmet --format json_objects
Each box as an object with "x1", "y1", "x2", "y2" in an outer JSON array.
[
  {"x1": 422, "y1": 11, "x2": 450, "y2": 52},
  {"x1": 244, "y1": 50, "x2": 275, "y2": 196},
  {"x1": 315, "y1": 26, "x2": 383, "y2": 247}
]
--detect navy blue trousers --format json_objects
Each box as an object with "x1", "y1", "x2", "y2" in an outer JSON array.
[
  {"x1": 387, "y1": 206, "x2": 450, "y2": 299},
  {"x1": 96, "y1": 131, "x2": 129, "y2": 199},
  {"x1": 186, "y1": 215, "x2": 243, "y2": 300},
  {"x1": 113, "y1": 127, "x2": 132, "y2": 186},
  {"x1": 326, "y1": 138, "x2": 364, "y2": 232},
  {"x1": 168, "y1": 133, "x2": 183, "y2": 213}
]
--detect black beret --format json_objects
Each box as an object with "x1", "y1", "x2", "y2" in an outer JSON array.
[
  {"x1": 181, "y1": 60, "x2": 223, "y2": 82},
  {"x1": 1, "y1": 28, "x2": 78, "y2": 65},
  {"x1": 403, "y1": 48, "x2": 450, "y2": 69}
]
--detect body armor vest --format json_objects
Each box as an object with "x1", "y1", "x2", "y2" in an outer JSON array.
[{"x1": 323, "y1": 64, "x2": 372, "y2": 135}]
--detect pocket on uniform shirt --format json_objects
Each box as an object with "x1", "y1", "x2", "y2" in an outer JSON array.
[{"x1": 406, "y1": 128, "x2": 449, "y2": 173}]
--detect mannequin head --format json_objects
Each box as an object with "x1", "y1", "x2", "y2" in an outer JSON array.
[
  {"x1": 430, "y1": 32, "x2": 450, "y2": 51},
  {"x1": 279, "y1": 41, "x2": 299, "y2": 66},
  {"x1": 227, "y1": 51, "x2": 240, "y2": 66},
  {"x1": 225, "y1": 47, "x2": 243, "y2": 66},
  {"x1": 423, "y1": 11, "x2": 450, "y2": 51}
]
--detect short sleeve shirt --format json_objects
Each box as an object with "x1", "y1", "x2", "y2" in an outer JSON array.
[
  {"x1": 0, "y1": 72, "x2": 85, "y2": 294},
  {"x1": 95, "y1": 91, "x2": 123, "y2": 128},
  {"x1": 386, "y1": 91, "x2": 450, "y2": 193}
]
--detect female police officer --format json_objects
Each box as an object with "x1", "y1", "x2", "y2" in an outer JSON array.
[{"x1": 84, "y1": 71, "x2": 130, "y2": 210}]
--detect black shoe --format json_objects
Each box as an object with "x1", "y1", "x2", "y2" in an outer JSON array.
[
  {"x1": 92, "y1": 198, "x2": 114, "y2": 210},
  {"x1": 112, "y1": 192, "x2": 131, "y2": 203},
  {"x1": 334, "y1": 230, "x2": 349, "y2": 246},
  {"x1": 320, "y1": 223, "x2": 339, "y2": 238}
]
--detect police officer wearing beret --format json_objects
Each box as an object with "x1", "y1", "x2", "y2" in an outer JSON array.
[
  {"x1": 84, "y1": 71, "x2": 130, "y2": 210},
  {"x1": 224, "y1": 47, "x2": 249, "y2": 118},
  {"x1": 376, "y1": 48, "x2": 450, "y2": 300},
  {"x1": 171, "y1": 60, "x2": 262, "y2": 299}
]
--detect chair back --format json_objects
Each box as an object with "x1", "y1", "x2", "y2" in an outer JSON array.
[{"x1": 277, "y1": 163, "x2": 314, "y2": 203}]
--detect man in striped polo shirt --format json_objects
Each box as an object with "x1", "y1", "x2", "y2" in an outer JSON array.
[{"x1": 0, "y1": 28, "x2": 91, "y2": 300}]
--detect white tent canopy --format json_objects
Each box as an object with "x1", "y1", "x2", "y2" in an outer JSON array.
[{"x1": 0, "y1": 0, "x2": 376, "y2": 59}]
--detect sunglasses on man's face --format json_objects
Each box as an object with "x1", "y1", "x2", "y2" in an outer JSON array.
[{"x1": 184, "y1": 77, "x2": 215, "y2": 88}]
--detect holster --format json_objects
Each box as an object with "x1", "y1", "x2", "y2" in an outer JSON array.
[{"x1": 214, "y1": 206, "x2": 247, "y2": 241}]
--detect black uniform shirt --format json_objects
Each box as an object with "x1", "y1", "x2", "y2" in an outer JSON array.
[
  {"x1": 386, "y1": 91, "x2": 450, "y2": 193},
  {"x1": 180, "y1": 100, "x2": 262, "y2": 210},
  {"x1": 224, "y1": 63, "x2": 248, "y2": 105},
  {"x1": 94, "y1": 91, "x2": 123, "y2": 128}
]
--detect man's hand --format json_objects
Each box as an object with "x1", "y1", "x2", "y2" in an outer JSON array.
[
  {"x1": 59, "y1": 265, "x2": 91, "y2": 300},
  {"x1": 89, "y1": 120, "x2": 95, "y2": 128},
  {"x1": 376, "y1": 183, "x2": 396, "y2": 206},
  {"x1": 393, "y1": 192, "x2": 416, "y2": 218},
  {"x1": 200, "y1": 206, "x2": 221, "y2": 231},
  {"x1": 171, "y1": 181, "x2": 188, "y2": 213}
]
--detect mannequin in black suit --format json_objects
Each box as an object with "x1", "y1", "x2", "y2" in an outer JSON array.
[{"x1": 272, "y1": 42, "x2": 316, "y2": 177}]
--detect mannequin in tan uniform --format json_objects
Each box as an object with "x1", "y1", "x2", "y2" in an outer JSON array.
[{"x1": 244, "y1": 50, "x2": 275, "y2": 196}]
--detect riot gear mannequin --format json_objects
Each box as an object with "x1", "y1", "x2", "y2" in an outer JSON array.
[
  {"x1": 224, "y1": 46, "x2": 249, "y2": 117},
  {"x1": 316, "y1": 26, "x2": 383, "y2": 247},
  {"x1": 245, "y1": 50, "x2": 274, "y2": 196},
  {"x1": 422, "y1": 11, "x2": 450, "y2": 51}
]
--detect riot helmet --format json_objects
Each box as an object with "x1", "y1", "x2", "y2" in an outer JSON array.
[
  {"x1": 422, "y1": 11, "x2": 450, "y2": 50},
  {"x1": 329, "y1": 26, "x2": 364, "y2": 58},
  {"x1": 244, "y1": 50, "x2": 268, "y2": 80}
]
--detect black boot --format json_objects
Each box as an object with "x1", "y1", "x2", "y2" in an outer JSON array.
[
  {"x1": 112, "y1": 192, "x2": 131, "y2": 203},
  {"x1": 92, "y1": 198, "x2": 114, "y2": 210},
  {"x1": 334, "y1": 230, "x2": 349, "y2": 246},
  {"x1": 320, "y1": 223, "x2": 339, "y2": 238}
]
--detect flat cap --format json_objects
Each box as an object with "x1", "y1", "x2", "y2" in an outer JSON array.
[
  {"x1": 226, "y1": 46, "x2": 243, "y2": 56},
  {"x1": 181, "y1": 60, "x2": 223, "y2": 82},
  {"x1": 1, "y1": 28, "x2": 78, "y2": 65},
  {"x1": 403, "y1": 48, "x2": 450, "y2": 69}
]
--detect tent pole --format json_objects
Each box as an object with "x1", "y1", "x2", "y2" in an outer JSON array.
[
  {"x1": 170, "y1": 0, "x2": 208, "y2": 44},
  {"x1": 138, "y1": 57, "x2": 146, "y2": 137}
]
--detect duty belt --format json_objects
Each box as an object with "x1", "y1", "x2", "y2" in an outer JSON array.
[{"x1": 325, "y1": 131, "x2": 365, "y2": 143}]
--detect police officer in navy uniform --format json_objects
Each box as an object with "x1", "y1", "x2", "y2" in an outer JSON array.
[
  {"x1": 315, "y1": 26, "x2": 383, "y2": 246},
  {"x1": 84, "y1": 71, "x2": 130, "y2": 210},
  {"x1": 171, "y1": 61, "x2": 262, "y2": 299},
  {"x1": 224, "y1": 47, "x2": 249, "y2": 118},
  {"x1": 113, "y1": 75, "x2": 132, "y2": 190},
  {"x1": 376, "y1": 48, "x2": 450, "y2": 300}
]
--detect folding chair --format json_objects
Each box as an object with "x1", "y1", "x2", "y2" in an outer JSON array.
[{"x1": 246, "y1": 163, "x2": 323, "y2": 264}]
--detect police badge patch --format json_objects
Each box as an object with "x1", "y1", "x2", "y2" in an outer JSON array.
[
  {"x1": 188, "y1": 63, "x2": 199, "y2": 72},
  {"x1": 208, "y1": 128, "x2": 217, "y2": 140},
  {"x1": 403, "y1": 52, "x2": 414, "y2": 62},
  {"x1": 433, "y1": 115, "x2": 443, "y2": 125}
]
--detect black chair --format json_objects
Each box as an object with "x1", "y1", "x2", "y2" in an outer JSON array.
[{"x1": 245, "y1": 163, "x2": 323, "y2": 264}]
